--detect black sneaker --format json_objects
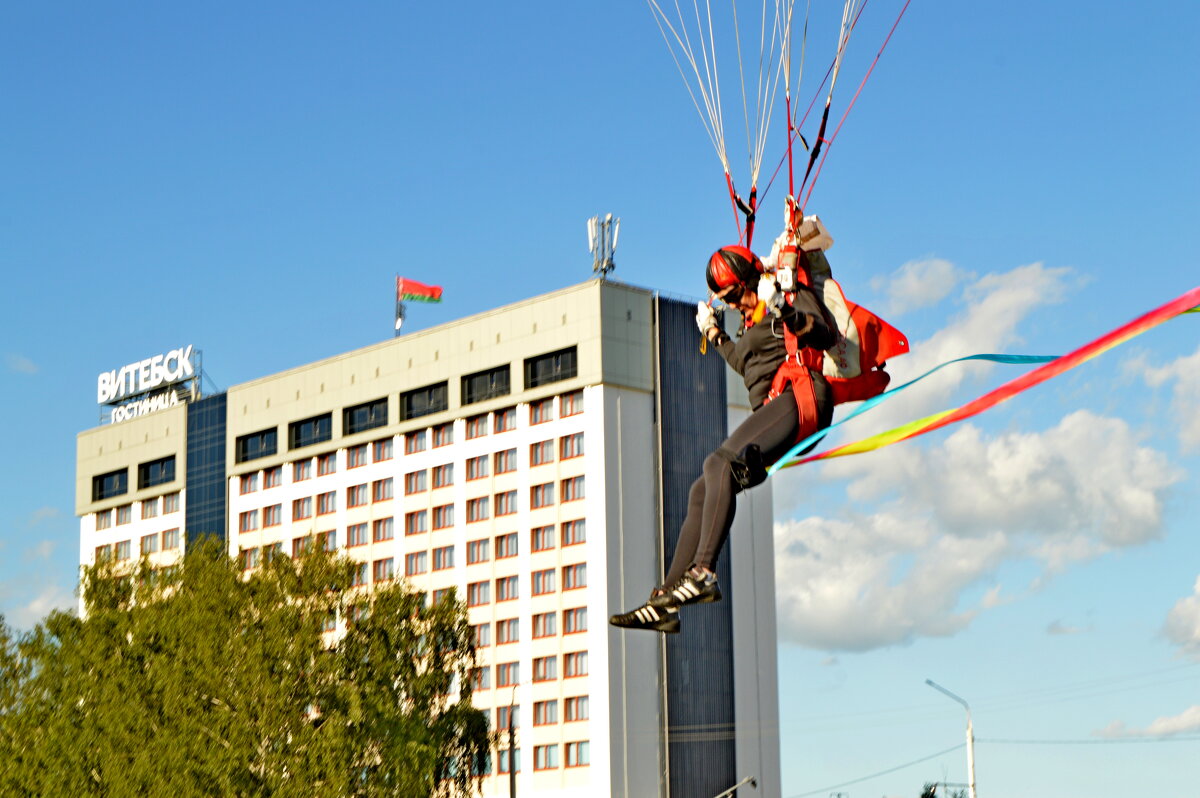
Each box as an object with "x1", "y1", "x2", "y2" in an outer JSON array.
[
  {"x1": 609, "y1": 602, "x2": 680, "y2": 634},
  {"x1": 649, "y1": 569, "x2": 721, "y2": 609}
]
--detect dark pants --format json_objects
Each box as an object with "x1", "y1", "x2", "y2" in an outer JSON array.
[{"x1": 663, "y1": 379, "x2": 833, "y2": 586}]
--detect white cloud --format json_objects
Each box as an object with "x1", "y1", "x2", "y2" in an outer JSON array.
[
  {"x1": 1046, "y1": 619, "x2": 1088, "y2": 635},
  {"x1": 5, "y1": 353, "x2": 38, "y2": 374},
  {"x1": 870, "y1": 257, "x2": 971, "y2": 316},
  {"x1": 1133, "y1": 343, "x2": 1200, "y2": 452},
  {"x1": 8, "y1": 584, "x2": 76, "y2": 629},
  {"x1": 27, "y1": 506, "x2": 60, "y2": 527},
  {"x1": 1163, "y1": 576, "x2": 1200, "y2": 659},
  {"x1": 1096, "y1": 705, "x2": 1200, "y2": 738},
  {"x1": 774, "y1": 413, "x2": 1179, "y2": 651}
]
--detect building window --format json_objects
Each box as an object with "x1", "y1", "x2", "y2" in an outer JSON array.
[
  {"x1": 462, "y1": 365, "x2": 511, "y2": 406},
  {"x1": 140, "y1": 533, "x2": 159, "y2": 556},
  {"x1": 495, "y1": 532, "x2": 518, "y2": 559},
  {"x1": 235, "y1": 428, "x2": 278, "y2": 463},
  {"x1": 292, "y1": 536, "x2": 312, "y2": 559},
  {"x1": 494, "y1": 448, "x2": 516, "y2": 474},
  {"x1": 92, "y1": 468, "x2": 128, "y2": 501},
  {"x1": 347, "y1": 444, "x2": 367, "y2": 468},
  {"x1": 530, "y1": 440, "x2": 554, "y2": 467},
  {"x1": 525, "y1": 346, "x2": 577, "y2": 389},
  {"x1": 497, "y1": 705, "x2": 519, "y2": 733},
  {"x1": 293, "y1": 497, "x2": 313, "y2": 521},
  {"x1": 534, "y1": 744, "x2": 559, "y2": 771},
  {"x1": 565, "y1": 696, "x2": 589, "y2": 722},
  {"x1": 531, "y1": 526, "x2": 555, "y2": 552},
  {"x1": 317, "y1": 453, "x2": 336, "y2": 476},
  {"x1": 494, "y1": 490, "x2": 517, "y2": 517},
  {"x1": 374, "y1": 558, "x2": 395, "y2": 582},
  {"x1": 263, "y1": 504, "x2": 281, "y2": 527},
  {"x1": 404, "y1": 511, "x2": 427, "y2": 536},
  {"x1": 432, "y1": 545, "x2": 454, "y2": 571},
  {"x1": 472, "y1": 623, "x2": 490, "y2": 648},
  {"x1": 293, "y1": 460, "x2": 312, "y2": 482},
  {"x1": 405, "y1": 470, "x2": 427, "y2": 495},
  {"x1": 263, "y1": 467, "x2": 282, "y2": 489},
  {"x1": 95, "y1": 509, "x2": 113, "y2": 530},
  {"x1": 531, "y1": 483, "x2": 554, "y2": 509},
  {"x1": 466, "y1": 455, "x2": 488, "y2": 480},
  {"x1": 562, "y1": 519, "x2": 586, "y2": 546},
  {"x1": 560, "y1": 432, "x2": 584, "y2": 460},
  {"x1": 530, "y1": 397, "x2": 553, "y2": 425},
  {"x1": 433, "y1": 423, "x2": 453, "y2": 447},
  {"x1": 163, "y1": 492, "x2": 181, "y2": 512},
  {"x1": 432, "y1": 504, "x2": 454, "y2": 530},
  {"x1": 533, "y1": 655, "x2": 556, "y2": 682},
  {"x1": 116, "y1": 504, "x2": 132, "y2": 525},
  {"x1": 405, "y1": 430, "x2": 427, "y2": 454},
  {"x1": 317, "y1": 530, "x2": 336, "y2": 551},
  {"x1": 316, "y1": 491, "x2": 336, "y2": 515},
  {"x1": 162, "y1": 528, "x2": 180, "y2": 550},
  {"x1": 532, "y1": 610, "x2": 556, "y2": 637},
  {"x1": 400, "y1": 382, "x2": 448, "y2": 421},
  {"x1": 403, "y1": 552, "x2": 426, "y2": 577},
  {"x1": 564, "y1": 651, "x2": 588, "y2": 678},
  {"x1": 498, "y1": 749, "x2": 520, "y2": 775},
  {"x1": 372, "y1": 478, "x2": 393, "y2": 502},
  {"x1": 466, "y1": 581, "x2": 489, "y2": 606},
  {"x1": 239, "y1": 473, "x2": 259, "y2": 495},
  {"x1": 471, "y1": 666, "x2": 490, "y2": 691},
  {"x1": 534, "y1": 700, "x2": 559, "y2": 726},
  {"x1": 561, "y1": 476, "x2": 584, "y2": 502},
  {"x1": 240, "y1": 547, "x2": 260, "y2": 571},
  {"x1": 434, "y1": 587, "x2": 454, "y2": 605},
  {"x1": 497, "y1": 662, "x2": 520, "y2": 689},
  {"x1": 467, "y1": 539, "x2": 489, "y2": 564},
  {"x1": 496, "y1": 575, "x2": 518, "y2": 601},
  {"x1": 560, "y1": 389, "x2": 584, "y2": 417},
  {"x1": 351, "y1": 563, "x2": 368, "y2": 587},
  {"x1": 466, "y1": 497, "x2": 489, "y2": 523},
  {"x1": 372, "y1": 518, "x2": 394, "y2": 542},
  {"x1": 114, "y1": 540, "x2": 132, "y2": 561},
  {"x1": 347, "y1": 484, "x2": 367, "y2": 508},
  {"x1": 289, "y1": 413, "x2": 332, "y2": 450},
  {"x1": 138, "y1": 456, "x2": 176, "y2": 490},
  {"x1": 347, "y1": 523, "x2": 368, "y2": 547},
  {"x1": 344, "y1": 397, "x2": 388, "y2": 436},
  {"x1": 563, "y1": 563, "x2": 586, "y2": 590},
  {"x1": 141, "y1": 498, "x2": 158, "y2": 520},
  {"x1": 564, "y1": 609, "x2": 587, "y2": 635},
  {"x1": 239, "y1": 510, "x2": 259, "y2": 533},
  {"x1": 493, "y1": 407, "x2": 516, "y2": 433},
  {"x1": 497, "y1": 618, "x2": 519, "y2": 645},
  {"x1": 532, "y1": 569, "x2": 555, "y2": 596},
  {"x1": 372, "y1": 438, "x2": 393, "y2": 462},
  {"x1": 95, "y1": 544, "x2": 112, "y2": 562},
  {"x1": 565, "y1": 741, "x2": 589, "y2": 768},
  {"x1": 432, "y1": 463, "x2": 454, "y2": 488}
]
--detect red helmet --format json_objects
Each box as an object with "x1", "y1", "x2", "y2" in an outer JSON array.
[{"x1": 706, "y1": 245, "x2": 764, "y2": 295}]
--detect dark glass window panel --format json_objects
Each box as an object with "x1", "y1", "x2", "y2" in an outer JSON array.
[
  {"x1": 400, "y1": 382, "x2": 448, "y2": 420},
  {"x1": 92, "y1": 468, "x2": 128, "y2": 501},
  {"x1": 137, "y1": 455, "x2": 176, "y2": 489},
  {"x1": 462, "y1": 365, "x2": 511, "y2": 405},
  {"x1": 288, "y1": 413, "x2": 332, "y2": 450},
  {"x1": 524, "y1": 347, "x2": 577, "y2": 389},
  {"x1": 235, "y1": 427, "x2": 277, "y2": 463},
  {"x1": 343, "y1": 397, "x2": 388, "y2": 435}
]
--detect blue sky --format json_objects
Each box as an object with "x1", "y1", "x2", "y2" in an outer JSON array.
[{"x1": 2, "y1": 2, "x2": 1197, "y2": 796}]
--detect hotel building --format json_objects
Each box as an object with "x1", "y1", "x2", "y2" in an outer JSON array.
[{"x1": 75, "y1": 279, "x2": 782, "y2": 798}]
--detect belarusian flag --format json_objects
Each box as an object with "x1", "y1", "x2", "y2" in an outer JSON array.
[{"x1": 396, "y1": 276, "x2": 443, "y2": 303}]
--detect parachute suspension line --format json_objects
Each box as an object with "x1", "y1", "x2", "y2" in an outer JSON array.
[
  {"x1": 801, "y1": 0, "x2": 912, "y2": 210},
  {"x1": 783, "y1": 0, "x2": 810, "y2": 200},
  {"x1": 797, "y1": 0, "x2": 860, "y2": 205},
  {"x1": 646, "y1": 0, "x2": 731, "y2": 174}
]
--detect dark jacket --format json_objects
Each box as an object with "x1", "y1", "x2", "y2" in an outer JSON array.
[{"x1": 712, "y1": 284, "x2": 836, "y2": 409}]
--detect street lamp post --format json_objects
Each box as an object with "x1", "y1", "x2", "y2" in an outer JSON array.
[{"x1": 925, "y1": 680, "x2": 976, "y2": 798}]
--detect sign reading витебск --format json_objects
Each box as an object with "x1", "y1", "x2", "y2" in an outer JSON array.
[{"x1": 97, "y1": 346, "x2": 197, "y2": 422}]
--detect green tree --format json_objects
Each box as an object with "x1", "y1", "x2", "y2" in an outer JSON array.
[{"x1": 0, "y1": 539, "x2": 491, "y2": 797}]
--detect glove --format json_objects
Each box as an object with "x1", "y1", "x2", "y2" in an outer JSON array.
[
  {"x1": 757, "y1": 277, "x2": 783, "y2": 315},
  {"x1": 695, "y1": 301, "x2": 718, "y2": 337}
]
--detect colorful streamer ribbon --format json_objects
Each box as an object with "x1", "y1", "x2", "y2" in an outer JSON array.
[{"x1": 774, "y1": 287, "x2": 1200, "y2": 470}]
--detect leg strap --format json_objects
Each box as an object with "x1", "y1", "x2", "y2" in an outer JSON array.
[{"x1": 715, "y1": 444, "x2": 767, "y2": 493}]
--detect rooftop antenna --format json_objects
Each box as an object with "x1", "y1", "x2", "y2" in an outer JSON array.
[{"x1": 587, "y1": 213, "x2": 619, "y2": 279}]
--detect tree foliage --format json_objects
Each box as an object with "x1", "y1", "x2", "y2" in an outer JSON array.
[{"x1": 0, "y1": 539, "x2": 491, "y2": 797}]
